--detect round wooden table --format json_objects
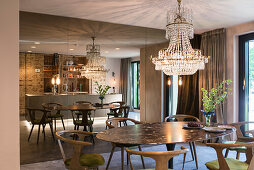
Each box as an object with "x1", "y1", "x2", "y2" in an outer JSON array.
[{"x1": 97, "y1": 122, "x2": 234, "y2": 168}]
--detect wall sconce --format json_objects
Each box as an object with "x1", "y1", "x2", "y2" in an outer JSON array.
[
  {"x1": 167, "y1": 77, "x2": 171, "y2": 86},
  {"x1": 178, "y1": 76, "x2": 183, "y2": 86}
]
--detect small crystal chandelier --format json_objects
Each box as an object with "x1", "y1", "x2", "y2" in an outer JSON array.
[
  {"x1": 151, "y1": 0, "x2": 208, "y2": 75},
  {"x1": 80, "y1": 37, "x2": 109, "y2": 79}
]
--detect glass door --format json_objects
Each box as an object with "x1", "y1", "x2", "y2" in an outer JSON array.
[
  {"x1": 131, "y1": 61, "x2": 140, "y2": 109},
  {"x1": 239, "y1": 33, "x2": 254, "y2": 129}
]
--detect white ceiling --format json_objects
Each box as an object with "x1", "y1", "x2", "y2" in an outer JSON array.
[
  {"x1": 19, "y1": 12, "x2": 167, "y2": 58},
  {"x1": 20, "y1": 0, "x2": 254, "y2": 33}
]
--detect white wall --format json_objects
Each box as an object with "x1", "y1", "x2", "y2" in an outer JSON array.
[
  {"x1": 226, "y1": 21, "x2": 254, "y2": 123},
  {"x1": 0, "y1": 0, "x2": 19, "y2": 169},
  {"x1": 106, "y1": 58, "x2": 121, "y2": 94}
]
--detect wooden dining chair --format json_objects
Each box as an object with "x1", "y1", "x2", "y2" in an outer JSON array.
[
  {"x1": 224, "y1": 122, "x2": 254, "y2": 160},
  {"x1": 56, "y1": 130, "x2": 105, "y2": 170},
  {"x1": 126, "y1": 146, "x2": 188, "y2": 170},
  {"x1": 27, "y1": 108, "x2": 55, "y2": 144},
  {"x1": 206, "y1": 138, "x2": 254, "y2": 170},
  {"x1": 165, "y1": 114, "x2": 200, "y2": 169},
  {"x1": 105, "y1": 117, "x2": 145, "y2": 170},
  {"x1": 73, "y1": 101, "x2": 93, "y2": 120},
  {"x1": 42, "y1": 102, "x2": 65, "y2": 132},
  {"x1": 107, "y1": 101, "x2": 125, "y2": 119},
  {"x1": 71, "y1": 109, "x2": 94, "y2": 132}
]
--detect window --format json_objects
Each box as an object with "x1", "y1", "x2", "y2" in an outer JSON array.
[{"x1": 131, "y1": 61, "x2": 140, "y2": 109}]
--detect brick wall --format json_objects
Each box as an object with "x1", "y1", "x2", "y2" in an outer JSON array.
[{"x1": 19, "y1": 53, "x2": 44, "y2": 114}]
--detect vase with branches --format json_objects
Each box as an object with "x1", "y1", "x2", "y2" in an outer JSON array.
[
  {"x1": 95, "y1": 81, "x2": 111, "y2": 105},
  {"x1": 201, "y1": 80, "x2": 232, "y2": 126}
]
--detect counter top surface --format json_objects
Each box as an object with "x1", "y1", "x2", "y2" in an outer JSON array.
[{"x1": 26, "y1": 93, "x2": 121, "y2": 97}]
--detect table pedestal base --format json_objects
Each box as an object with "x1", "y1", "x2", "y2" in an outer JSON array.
[{"x1": 166, "y1": 143, "x2": 176, "y2": 169}]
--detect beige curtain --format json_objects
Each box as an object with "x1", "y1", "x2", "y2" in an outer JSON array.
[
  {"x1": 199, "y1": 28, "x2": 226, "y2": 123},
  {"x1": 120, "y1": 58, "x2": 131, "y2": 106}
]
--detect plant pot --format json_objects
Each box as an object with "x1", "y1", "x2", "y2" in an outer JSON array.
[{"x1": 201, "y1": 111, "x2": 215, "y2": 127}]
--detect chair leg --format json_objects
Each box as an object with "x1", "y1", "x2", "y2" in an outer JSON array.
[
  {"x1": 37, "y1": 124, "x2": 41, "y2": 144},
  {"x1": 192, "y1": 142, "x2": 198, "y2": 169},
  {"x1": 106, "y1": 144, "x2": 116, "y2": 170},
  {"x1": 77, "y1": 125, "x2": 79, "y2": 130},
  {"x1": 128, "y1": 153, "x2": 134, "y2": 170},
  {"x1": 121, "y1": 146, "x2": 124, "y2": 170},
  {"x1": 183, "y1": 152, "x2": 187, "y2": 170},
  {"x1": 74, "y1": 125, "x2": 76, "y2": 130},
  {"x1": 225, "y1": 148, "x2": 229, "y2": 158},
  {"x1": 42, "y1": 124, "x2": 46, "y2": 141},
  {"x1": 189, "y1": 142, "x2": 194, "y2": 161},
  {"x1": 60, "y1": 117, "x2": 65, "y2": 130},
  {"x1": 54, "y1": 118, "x2": 57, "y2": 132},
  {"x1": 28, "y1": 124, "x2": 34, "y2": 142},
  {"x1": 49, "y1": 123, "x2": 55, "y2": 141},
  {"x1": 138, "y1": 145, "x2": 145, "y2": 169},
  {"x1": 236, "y1": 151, "x2": 240, "y2": 160}
]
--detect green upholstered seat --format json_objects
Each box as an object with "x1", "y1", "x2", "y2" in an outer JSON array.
[
  {"x1": 74, "y1": 120, "x2": 93, "y2": 125},
  {"x1": 107, "y1": 112, "x2": 122, "y2": 116},
  {"x1": 48, "y1": 114, "x2": 64, "y2": 118},
  {"x1": 205, "y1": 158, "x2": 249, "y2": 170},
  {"x1": 223, "y1": 141, "x2": 247, "y2": 151},
  {"x1": 33, "y1": 119, "x2": 52, "y2": 124},
  {"x1": 64, "y1": 153, "x2": 105, "y2": 167}
]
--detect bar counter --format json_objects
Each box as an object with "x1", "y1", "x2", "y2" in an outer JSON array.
[{"x1": 25, "y1": 93, "x2": 122, "y2": 117}]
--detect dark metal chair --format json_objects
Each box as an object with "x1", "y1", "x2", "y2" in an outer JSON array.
[
  {"x1": 42, "y1": 103, "x2": 65, "y2": 132},
  {"x1": 27, "y1": 108, "x2": 55, "y2": 144}
]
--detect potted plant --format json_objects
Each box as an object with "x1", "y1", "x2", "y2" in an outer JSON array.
[
  {"x1": 95, "y1": 81, "x2": 111, "y2": 106},
  {"x1": 201, "y1": 80, "x2": 232, "y2": 126}
]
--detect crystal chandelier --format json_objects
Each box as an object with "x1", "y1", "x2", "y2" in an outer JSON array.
[
  {"x1": 151, "y1": 0, "x2": 208, "y2": 75},
  {"x1": 80, "y1": 37, "x2": 109, "y2": 79}
]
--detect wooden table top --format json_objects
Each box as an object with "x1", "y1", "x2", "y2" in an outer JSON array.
[
  {"x1": 56, "y1": 104, "x2": 96, "y2": 111},
  {"x1": 96, "y1": 122, "x2": 234, "y2": 145},
  {"x1": 55, "y1": 104, "x2": 119, "y2": 111}
]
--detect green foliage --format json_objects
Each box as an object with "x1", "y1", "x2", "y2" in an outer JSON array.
[
  {"x1": 95, "y1": 81, "x2": 111, "y2": 98},
  {"x1": 201, "y1": 80, "x2": 232, "y2": 112}
]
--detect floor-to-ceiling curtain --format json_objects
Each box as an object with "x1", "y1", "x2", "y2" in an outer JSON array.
[
  {"x1": 120, "y1": 58, "x2": 131, "y2": 106},
  {"x1": 176, "y1": 35, "x2": 201, "y2": 118},
  {"x1": 199, "y1": 28, "x2": 226, "y2": 123}
]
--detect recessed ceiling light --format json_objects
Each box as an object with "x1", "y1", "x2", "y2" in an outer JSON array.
[
  {"x1": 69, "y1": 49, "x2": 74, "y2": 51},
  {"x1": 27, "y1": 51, "x2": 32, "y2": 53},
  {"x1": 34, "y1": 42, "x2": 40, "y2": 44},
  {"x1": 115, "y1": 48, "x2": 120, "y2": 50},
  {"x1": 31, "y1": 46, "x2": 36, "y2": 49},
  {"x1": 105, "y1": 51, "x2": 109, "y2": 53}
]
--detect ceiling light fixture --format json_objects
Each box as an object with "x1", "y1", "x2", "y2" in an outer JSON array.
[
  {"x1": 31, "y1": 46, "x2": 36, "y2": 49},
  {"x1": 27, "y1": 50, "x2": 32, "y2": 53},
  {"x1": 69, "y1": 48, "x2": 74, "y2": 51},
  {"x1": 34, "y1": 42, "x2": 40, "y2": 44},
  {"x1": 151, "y1": 0, "x2": 209, "y2": 75},
  {"x1": 105, "y1": 51, "x2": 109, "y2": 53},
  {"x1": 80, "y1": 37, "x2": 109, "y2": 79},
  {"x1": 115, "y1": 48, "x2": 120, "y2": 50}
]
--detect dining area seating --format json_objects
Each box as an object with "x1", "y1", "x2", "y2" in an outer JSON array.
[{"x1": 25, "y1": 101, "x2": 254, "y2": 170}]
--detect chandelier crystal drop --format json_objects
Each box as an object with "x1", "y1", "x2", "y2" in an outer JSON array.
[
  {"x1": 80, "y1": 37, "x2": 109, "y2": 79},
  {"x1": 151, "y1": 0, "x2": 208, "y2": 75}
]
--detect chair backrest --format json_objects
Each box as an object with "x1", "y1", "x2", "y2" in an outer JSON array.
[
  {"x1": 55, "y1": 130, "x2": 93, "y2": 169},
  {"x1": 26, "y1": 108, "x2": 48, "y2": 124},
  {"x1": 106, "y1": 117, "x2": 142, "y2": 129},
  {"x1": 126, "y1": 146, "x2": 188, "y2": 170},
  {"x1": 229, "y1": 122, "x2": 254, "y2": 138},
  {"x1": 42, "y1": 102, "x2": 62, "y2": 114},
  {"x1": 110, "y1": 101, "x2": 125, "y2": 106},
  {"x1": 206, "y1": 140, "x2": 254, "y2": 170},
  {"x1": 165, "y1": 114, "x2": 200, "y2": 122},
  {"x1": 75, "y1": 101, "x2": 92, "y2": 105},
  {"x1": 122, "y1": 105, "x2": 130, "y2": 118}
]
